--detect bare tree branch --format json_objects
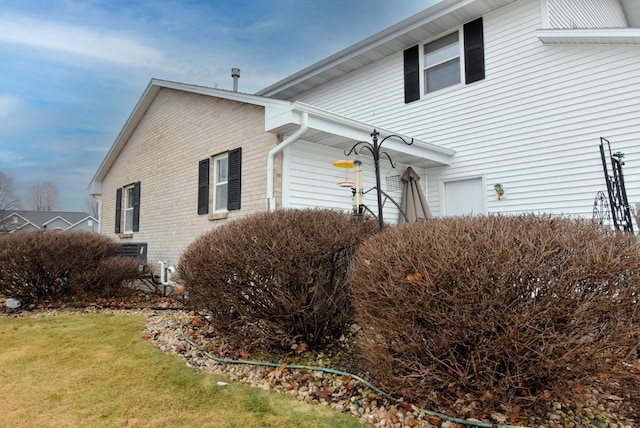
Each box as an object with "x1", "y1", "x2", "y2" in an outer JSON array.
[
  {"x1": 28, "y1": 182, "x2": 60, "y2": 211},
  {"x1": 82, "y1": 196, "x2": 100, "y2": 218},
  {"x1": 0, "y1": 171, "x2": 20, "y2": 233}
]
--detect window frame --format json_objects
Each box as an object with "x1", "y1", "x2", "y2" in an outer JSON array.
[
  {"x1": 212, "y1": 152, "x2": 229, "y2": 213},
  {"x1": 123, "y1": 184, "x2": 135, "y2": 233},
  {"x1": 422, "y1": 29, "x2": 463, "y2": 95},
  {"x1": 403, "y1": 17, "x2": 484, "y2": 103}
]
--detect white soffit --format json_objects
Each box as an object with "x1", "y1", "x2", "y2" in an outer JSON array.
[{"x1": 256, "y1": 0, "x2": 517, "y2": 100}]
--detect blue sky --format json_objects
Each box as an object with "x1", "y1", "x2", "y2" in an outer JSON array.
[{"x1": 0, "y1": 0, "x2": 438, "y2": 211}]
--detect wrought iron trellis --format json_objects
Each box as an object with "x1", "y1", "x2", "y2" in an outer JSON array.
[{"x1": 598, "y1": 137, "x2": 633, "y2": 234}]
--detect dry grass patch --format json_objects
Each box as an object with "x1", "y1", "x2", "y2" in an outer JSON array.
[{"x1": 0, "y1": 313, "x2": 364, "y2": 428}]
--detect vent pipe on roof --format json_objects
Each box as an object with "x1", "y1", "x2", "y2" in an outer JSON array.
[{"x1": 231, "y1": 68, "x2": 240, "y2": 92}]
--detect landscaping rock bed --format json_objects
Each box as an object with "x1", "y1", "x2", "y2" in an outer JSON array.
[{"x1": 144, "y1": 309, "x2": 639, "y2": 428}]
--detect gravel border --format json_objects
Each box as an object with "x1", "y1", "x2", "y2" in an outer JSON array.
[{"x1": 143, "y1": 309, "x2": 639, "y2": 428}]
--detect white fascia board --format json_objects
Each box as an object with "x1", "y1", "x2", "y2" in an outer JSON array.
[
  {"x1": 264, "y1": 102, "x2": 297, "y2": 132},
  {"x1": 154, "y1": 79, "x2": 290, "y2": 110},
  {"x1": 15, "y1": 221, "x2": 40, "y2": 232},
  {"x1": 0, "y1": 212, "x2": 29, "y2": 224},
  {"x1": 66, "y1": 216, "x2": 97, "y2": 230},
  {"x1": 43, "y1": 216, "x2": 73, "y2": 227},
  {"x1": 537, "y1": 28, "x2": 640, "y2": 44}
]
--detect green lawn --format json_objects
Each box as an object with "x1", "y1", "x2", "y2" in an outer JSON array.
[{"x1": 0, "y1": 313, "x2": 364, "y2": 428}]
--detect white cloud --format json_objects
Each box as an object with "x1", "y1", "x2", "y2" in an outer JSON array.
[
  {"x1": 0, "y1": 150, "x2": 37, "y2": 168},
  {"x1": 0, "y1": 95, "x2": 21, "y2": 119},
  {"x1": 0, "y1": 13, "x2": 171, "y2": 70}
]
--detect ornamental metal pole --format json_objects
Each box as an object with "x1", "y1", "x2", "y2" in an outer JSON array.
[
  {"x1": 345, "y1": 129, "x2": 414, "y2": 232},
  {"x1": 371, "y1": 131, "x2": 385, "y2": 231}
]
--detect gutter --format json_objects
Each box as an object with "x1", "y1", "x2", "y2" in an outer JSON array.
[{"x1": 266, "y1": 112, "x2": 309, "y2": 211}]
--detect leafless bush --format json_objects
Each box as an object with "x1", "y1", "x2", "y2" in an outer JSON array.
[
  {"x1": 349, "y1": 215, "x2": 640, "y2": 411},
  {"x1": 178, "y1": 209, "x2": 378, "y2": 351},
  {"x1": 0, "y1": 231, "x2": 141, "y2": 303}
]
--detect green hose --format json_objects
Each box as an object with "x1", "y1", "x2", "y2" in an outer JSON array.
[{"x1": 179, "y1": 326, "x2": 528, "y2": 428}]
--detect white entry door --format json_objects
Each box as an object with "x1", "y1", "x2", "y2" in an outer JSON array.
[{"x1": 443, "y1": 177, "x2": 485, "y2": 216}]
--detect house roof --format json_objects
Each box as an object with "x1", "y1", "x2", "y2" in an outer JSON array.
[
  {"x1": 88, "y1": 79, "x2": 292, "y2": 195},
  {"x1": 89, "y1": 79, "x2": 455, "y2": 195},
  {"x1": 256, "y1": 0, "x2": 640, "y2": 100},
  {"x1": 0, "y1": 211, "x2": 94, "y2": 230},
  {"x1": 256, "y1": 0, "x2": 518, "y2": 100}
]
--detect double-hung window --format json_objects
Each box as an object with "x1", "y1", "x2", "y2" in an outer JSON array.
[
  {"x1": 115, "y1": 181, "x2": 140, "y2": 234},
  {"x1": 403, "y1": 17, "x2": 485, "y2": 103},
  {"x1": 424, "y1": 32, "x2": 461, "y2": 94},
  {"x1": 213, "y1": 152, "x2": 228, "y2": 212},
  {"x1": 197, "y1": 147, "x2": 242, "y2": 216},
  {"x1": 124, "y1": 184, "x2": 135, "y2": 232}
]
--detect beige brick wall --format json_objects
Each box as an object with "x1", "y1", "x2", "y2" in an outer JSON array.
[{"x1": 101, "y1": 88, "x2": 281, "y2": 270}]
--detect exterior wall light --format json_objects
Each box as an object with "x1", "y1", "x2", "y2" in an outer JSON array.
[{"x1": 494, "y1": 183, "x2": 505, "y2": 200}]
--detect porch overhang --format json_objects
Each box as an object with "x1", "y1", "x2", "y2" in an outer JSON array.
[{"x1": 265, "y1": 102, "x2": 455, "y2": 168}]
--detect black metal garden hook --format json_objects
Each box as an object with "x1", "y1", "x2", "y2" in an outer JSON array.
[{"x1": 345, "y1": 129, "x2": 414, "y2": 232}]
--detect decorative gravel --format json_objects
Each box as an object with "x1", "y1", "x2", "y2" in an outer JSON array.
[{"x1": 143, "y1": 309, "x2": 639, "y2": 428}]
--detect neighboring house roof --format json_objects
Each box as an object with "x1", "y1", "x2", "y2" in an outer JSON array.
[
  {"x1": 88, "y1": 79, "x2": 455, "y2": 195},
  {"x1": 257, "y1": 0, "x2": 640, "y2": 100},
  {"x1": 0, "y1": 211, "x2": 95, "y2": 232}
]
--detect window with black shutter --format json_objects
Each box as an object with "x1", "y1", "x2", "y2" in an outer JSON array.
[
  {"x1": 227, "y1": 147, "x2": 242, "y2": 211},
  {"x1": 403, "y1": 45, "x2": 420, "y2": 104},
  {"x1": 115, "y1": 188, "x2": 122, "y2": 233},
  {"x1": 403, "y1": 17, "x2": 485, "y2": 100},
  {"x1": 205, "y1": 147, "x2": 242, "y2": 217},
  {"x1": 463, "y1": 18, "x2": 485, "y2": 84},
  {"x1": 132, "y1": 181, "x2": 141, "y2": 232},
  {"x1": 197, "y1": 158, "x2": 210, "y2": 215}
]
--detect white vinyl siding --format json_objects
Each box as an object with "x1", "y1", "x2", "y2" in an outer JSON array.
[
  {"x1": 283, "y1": 139, "x2": 423, "y2": 225},
  {"x1": 293, "y1": 0, "x2": 640, "y2": 219},
  {"x1": 546, "y1": 0, "x2": 628, "y2": 29}
]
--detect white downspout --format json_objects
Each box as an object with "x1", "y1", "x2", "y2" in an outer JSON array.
[{"x1": 266, "y1": 112, "x2": 309, "y2": 211}]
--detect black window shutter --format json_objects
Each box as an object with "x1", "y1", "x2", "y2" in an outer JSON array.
[
  {"x1": 463, "y1": 17, "x2": 485, "y2": 84},
  {"x1": 132, "y1": 181, "x2": 141, "y2": 232},
  {"x1": 403, "y1": 45, "x2": 420, "y2": 103},
  {"x1": 115, "y1": 188, "x2": 122, "y2": 234},
  {"x1": 197, "y1": 158, "x2": 210, "y2": 215},
  {"x1": 227, "y1": 148, "x2": 242, "y2": 211}
]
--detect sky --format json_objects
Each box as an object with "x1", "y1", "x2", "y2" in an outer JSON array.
[{"x1": 0, "y1": 0, "x2": 439, "y2": 212}]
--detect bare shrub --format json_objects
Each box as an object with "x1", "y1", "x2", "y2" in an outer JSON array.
[
  {"x1": 178, "y1": 209, "x2": 378, "y2": 351},
  {"x1": 349, "y1": 215, "x2": 640, "y2": 411},
  {"x1": 0, "y1": 231, "x2": 141, "y2": 304}
]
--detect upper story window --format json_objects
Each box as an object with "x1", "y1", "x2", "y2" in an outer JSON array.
[
  {"x1": 404, "y1": 17, "x2": 485, "y2": 103},
  {"x1": 424, "y1": 32, "x2": 461, "y2": 93},
  {"x1": 213, "y1": 152, "x2": 229, "y2": 212}
]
